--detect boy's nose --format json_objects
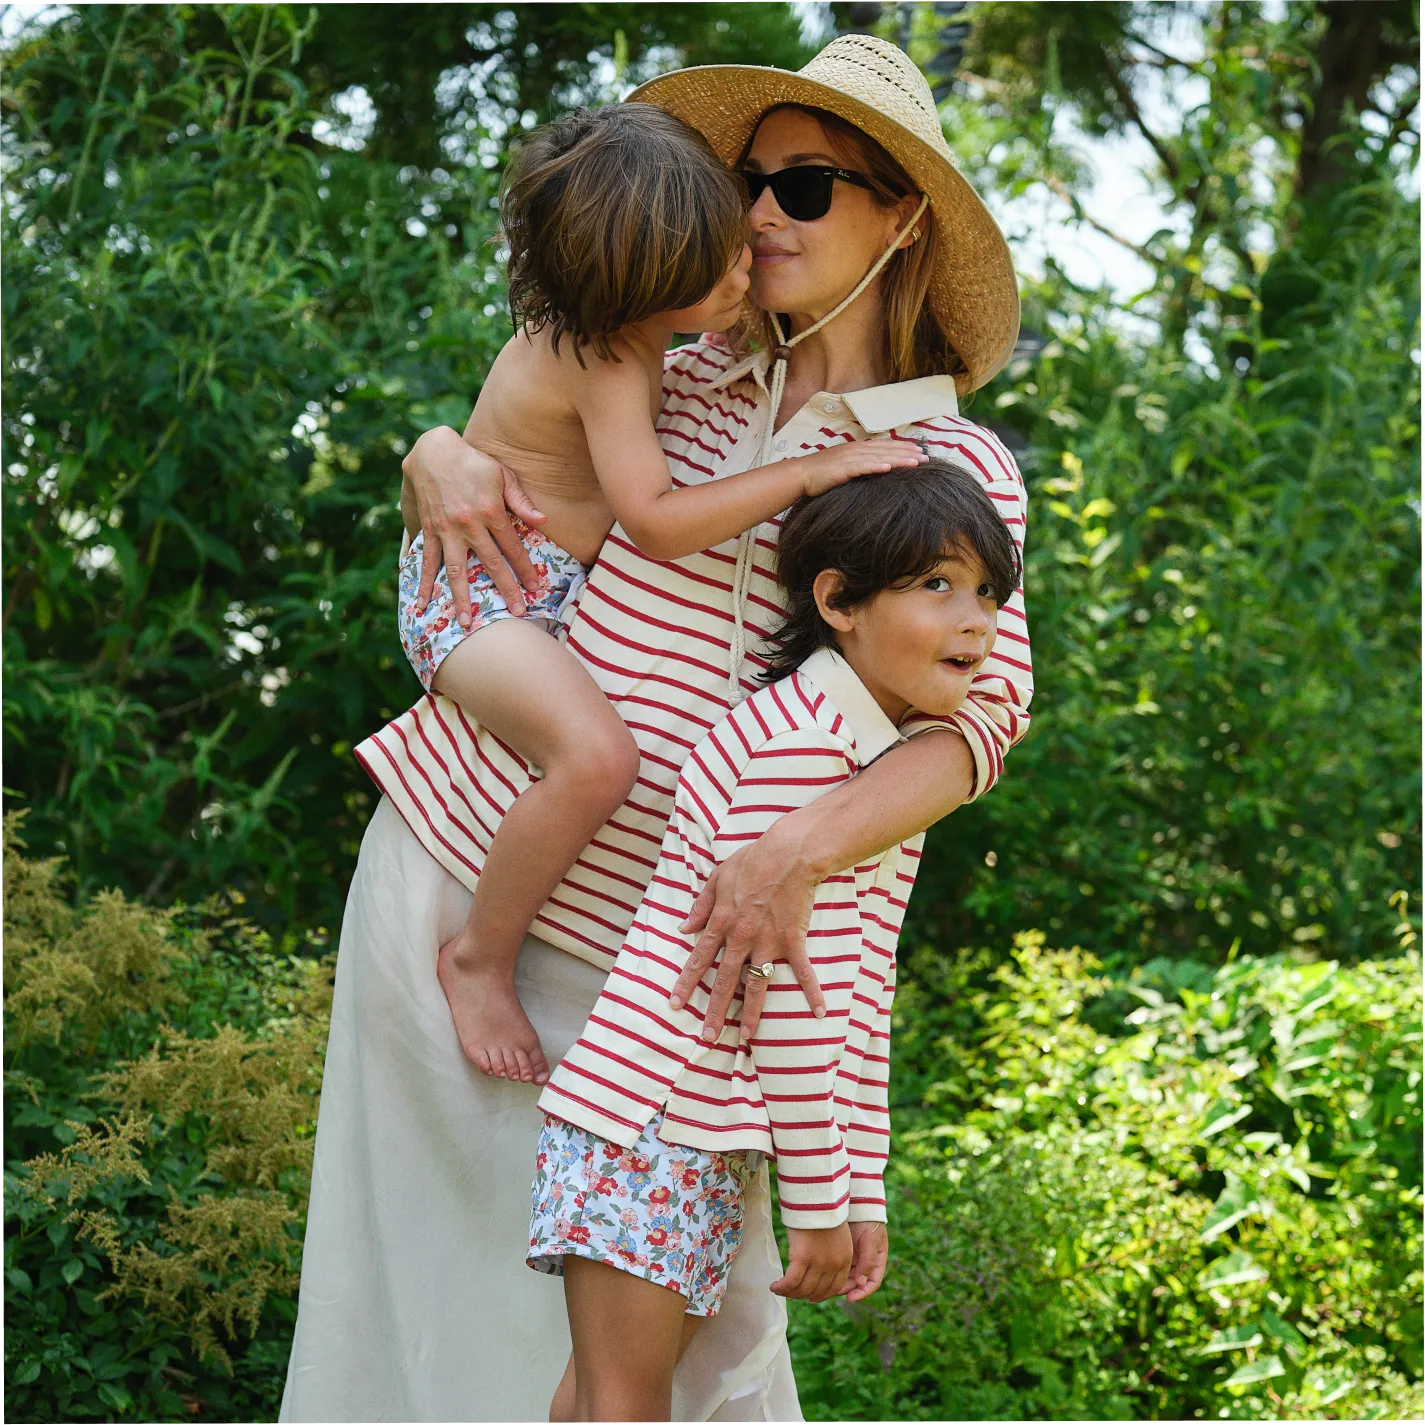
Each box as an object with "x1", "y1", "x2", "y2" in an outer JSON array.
[{"x1": 956, "y1": 595, "x2": 989, "y2": 634}]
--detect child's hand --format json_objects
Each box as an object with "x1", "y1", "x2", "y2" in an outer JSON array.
[
  {"x1": 772, "y1": 1224, "x2": 854, "y2": 1302},
  {"x1": 845, "y1": 1221, "x2": 889, "y2": 1302},
  {"x1": 789, "y1": 438, "x2": 927, "y2": 498}
]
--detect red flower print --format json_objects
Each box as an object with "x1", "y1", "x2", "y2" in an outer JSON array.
[
  {"x1": 682, "y1": 1168, "x2": 701, "y2": 1189},
  {"x1": 648, "y1": 1186, "x2": 672, "y2": 1206},
  {"x1": 567, "y1": 1224, "x2": 591, "y2": 1245},
  {"x1": 617, "y1": 1247, "x2": 638, "y2": 1265},
  {"x1": 646, "y1": 1228, "x2": 669, "y2": 1247},
  {"x1": 594, "y1": 1175, "x2": 619, "y2": 1196}
]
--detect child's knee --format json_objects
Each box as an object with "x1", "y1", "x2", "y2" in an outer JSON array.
[
  {"x1": 555, "y1": 721, "x2": 639, "y2": 812},
  {"x1": 585, "y1": 724, "x2": 641, "y2": 805}
]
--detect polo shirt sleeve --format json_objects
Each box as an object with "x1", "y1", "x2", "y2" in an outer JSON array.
[
  {"x1": 711, "y1": 726, "x2": 865, "y2": 1230},
  {"x1": 900, "y1": 430, "x2": 1033, "y2": 801},
  {"x1": 844, "y1": 953, "x2": 895, "y2": 1223}
]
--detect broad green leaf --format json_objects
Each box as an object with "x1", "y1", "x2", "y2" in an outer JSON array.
[
  {"x1": 1226, "y1": 1355, "x2": 1285, "y2": 1385},
  {"x1": 1198, "y1": 1250, "x2": 1269, "y2": 1290},
  {"x1": 1199, "y1": 1324, "x2": 1263, "y2": 1354}
]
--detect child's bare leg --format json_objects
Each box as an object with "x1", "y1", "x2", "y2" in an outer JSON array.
[
  {"x1": 549, "y1": 1315, "x2": 699, "y2": 1422},
  {"x1": 432, "y1": 621, "x2": 639, "y2": 1084},
  {"x1": 561, "y1": 1257, "x2": 699, "y2": 1421}
]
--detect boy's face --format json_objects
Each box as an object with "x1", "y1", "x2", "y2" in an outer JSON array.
[
  {"x1": 665, "y1": 244, "x2": 753, "y2": 334},
  {"x1": 815, "y1": 547, "x2": 999, "y2": 726}
]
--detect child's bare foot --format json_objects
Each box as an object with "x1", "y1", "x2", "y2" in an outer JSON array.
[{"x1": 437, "y1": 930, "x2": 549, "y2": 1084}]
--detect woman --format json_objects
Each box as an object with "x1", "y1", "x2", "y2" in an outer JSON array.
[{"x1": 281, "y1": 34, "x2": 1031, "y2": 1423}]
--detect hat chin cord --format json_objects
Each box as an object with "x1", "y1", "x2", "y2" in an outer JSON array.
[{"x1": 726, "y1": 193, "x2": 931, "y2": 704}]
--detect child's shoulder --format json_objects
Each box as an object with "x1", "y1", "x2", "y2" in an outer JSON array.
[{"x1": 698, "y1": 672, "x2": 851, "y2": 768}]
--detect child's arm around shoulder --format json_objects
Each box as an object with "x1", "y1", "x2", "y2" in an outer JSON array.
[{"x1": 566, "y1": 345, "x2": 926, "y2": 562}]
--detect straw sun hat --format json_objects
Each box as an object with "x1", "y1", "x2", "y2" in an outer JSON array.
[{"x1": 629, "y1": 33, "x2": 1020, "y2": 394}]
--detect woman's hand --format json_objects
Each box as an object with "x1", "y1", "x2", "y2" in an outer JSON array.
[
  {"x1": 401, "y1": 425, "x2": 547, "y2": 624},
  {"x1": 771, "y1": 1224, "x2": 853, "y2": 1302},
  {"x1": 671, "y1": 817, "x2": 827, "y2": 1043},
  {"x1": 845, "y1": 1222, "x2": 889, "y2": 1302},
  {"x1": 790, "y1": 437, "x2": 925, "y2": 498}
]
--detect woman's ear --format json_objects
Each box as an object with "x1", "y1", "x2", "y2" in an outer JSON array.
[
  {"x1": 891, "y1": 193, "x2": 924, "y2": 250},
  {"x1": 812, "y1": 569, "x2": 856, "y2": 632}
]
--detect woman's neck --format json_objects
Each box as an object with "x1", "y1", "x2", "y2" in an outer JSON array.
[{"x1": 776, "y1": 287, "x2": 890, "y2": 421}]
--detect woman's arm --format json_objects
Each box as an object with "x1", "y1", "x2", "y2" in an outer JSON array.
[
  {"x1": 573, "y1": 361, "x2": 925, "y2": 563},
  {"x1": 672, "y1": 727, "x2": 975, "y2": 1039},
  {"x1": 401, "y1": 424, "x2": 548, "y2": 623}
]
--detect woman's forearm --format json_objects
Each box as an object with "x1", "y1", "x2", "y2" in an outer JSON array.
[{"x1": 772, "y1": 727, "x2": 975, "y2": 879}]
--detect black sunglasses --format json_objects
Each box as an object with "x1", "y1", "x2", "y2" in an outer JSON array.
[{"x1": 738, "y1": 165, "x2": 878, "y2": 221}]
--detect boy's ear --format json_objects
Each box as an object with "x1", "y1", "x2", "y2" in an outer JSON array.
[{"x1": 812, "y1": 569, "x2": 856, "y2": 633}]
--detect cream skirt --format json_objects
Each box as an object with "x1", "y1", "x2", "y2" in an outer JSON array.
[{"x1": 279, "y1": 797, "x2": 802, "y2": 1422}]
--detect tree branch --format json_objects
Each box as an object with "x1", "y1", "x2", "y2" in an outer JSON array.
[
  {"x1": 1040, "y1": 171, "x2": 1159, "y2": 265},
  {"x1": 1124, "y1": 33, "x2": 1206, "y2": 73},
  {"x1": 1104, "y1": 58, "x2": 1182, "y2": 183}
]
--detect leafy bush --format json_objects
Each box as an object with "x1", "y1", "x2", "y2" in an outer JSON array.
[
  {"x1": 3, "y1": 816, "x2": 332, "y2": 1421},
  {"x1": 789, "y1": 932, "x2": 1423, "y2": 1420}
]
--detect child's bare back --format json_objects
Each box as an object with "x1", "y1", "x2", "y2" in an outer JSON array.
[{"x1": 465, "y1": 327, "x2": 659, "y2": 567}]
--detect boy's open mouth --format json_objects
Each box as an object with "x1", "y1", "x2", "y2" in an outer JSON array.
[{"x1": 941, "y1": 653, "x2": 980, "y2": 673}]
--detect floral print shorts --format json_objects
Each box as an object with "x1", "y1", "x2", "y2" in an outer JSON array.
[
  {"x1": 396, "y1": 520, "x2": 588, "y2": 691},
  {"x1": 527, "y1": 1111, "x2": 760, "y2": 1317}
]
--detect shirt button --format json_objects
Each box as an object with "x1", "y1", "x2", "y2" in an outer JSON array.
[
  {"x1": 821, "y1": 398, "x2": 839, "y2": 414},
  {"x1": 775, "y1": 439, "x2": 789, "y2": 452}
]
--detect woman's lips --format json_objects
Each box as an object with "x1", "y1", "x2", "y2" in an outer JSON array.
[{"x1": 752, "y1": 249, "x2": 797, "y2": 267}]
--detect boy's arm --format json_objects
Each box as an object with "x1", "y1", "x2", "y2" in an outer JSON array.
[
  {"x1": 844, "y1": 949, "x2": 895, "y2": 1224},
  {"x1": 710, "y1": 723, "x2": 863, "y2": 1231},
  {"x1": 568, "y1": 357, "x2": 924, "y2": 562}
]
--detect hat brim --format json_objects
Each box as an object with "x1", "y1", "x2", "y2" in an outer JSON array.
[{"x1": 628, "y1": 64, "x2": 1020, "y2": 393}]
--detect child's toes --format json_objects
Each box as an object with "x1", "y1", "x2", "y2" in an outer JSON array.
[
  {"x1": 512, "y1": 1047, "x2": 536, "y2": 1083},
  {"x1": 499, "y1": 1048, "x2": 523, "y2": 1081}
]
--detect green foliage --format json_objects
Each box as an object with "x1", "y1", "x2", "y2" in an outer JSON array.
[
  {"x1": 4, "y1": 816, "x2": 333, "y2": 1421},
  {"x1": 790, "y1": 933, "x2": 1423, "y2": 1421},
  {"x1": 913, "y1": 187, "x2": 1422, "y2": 963}
]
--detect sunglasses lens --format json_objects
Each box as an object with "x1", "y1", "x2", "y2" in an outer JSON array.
[
  {"x1": 775, "y1": 169, "x2": 834, "y2": 221},
  {"x1": 740, "y1": 169, "x2": 835, "y2": 221}
]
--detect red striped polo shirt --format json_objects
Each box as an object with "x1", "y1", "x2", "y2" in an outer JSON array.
[
  {"x1": 356, "y1": 335, "x2": 1032, "y2": 972},
  {"x1": 539, "y1": 647, "x2": 914, "y2": 1229}
]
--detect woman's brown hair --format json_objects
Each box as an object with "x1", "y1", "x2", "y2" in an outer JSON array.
[
  {"x1": 759, "y1": 460, "x2": 1020, "y2": 683},
  {"x1": 734, "y1": 105, "x2": 965, "y2": 384},
  {"x1": 500, "y1": 105, "x2": 747, "y2": 362}
]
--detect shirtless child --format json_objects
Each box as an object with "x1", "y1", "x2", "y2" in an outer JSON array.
[{"x1": 396, "y1": 105, "x2": 925, "y2": 1085}]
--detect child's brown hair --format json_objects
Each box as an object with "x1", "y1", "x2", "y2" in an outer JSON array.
[
  {"x1": 760, "y1": 460, "x2": 1021, "y2": 681},
  {"x1": 500, "y1": 104, "x2": 747, "y2": 362}
]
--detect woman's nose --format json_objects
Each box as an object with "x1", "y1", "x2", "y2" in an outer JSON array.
[{"x1": 748, "y1": 188, "x2": 785, "y2": 229}]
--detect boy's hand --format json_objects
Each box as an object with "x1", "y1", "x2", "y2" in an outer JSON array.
[
  {"x1": 771, "y1": 1224, "x2": 853, "y2": 1303},
  {"x1": 791, "y1": 439, "x2": 926, "y2": 498},
  {"x1": 845, "y1": 1221, "x2": 889, "y2": 1302}
]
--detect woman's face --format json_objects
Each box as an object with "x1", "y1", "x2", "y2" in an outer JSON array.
[{"x1": 742, "y1": 108, "x2": 918, "y2": 326}]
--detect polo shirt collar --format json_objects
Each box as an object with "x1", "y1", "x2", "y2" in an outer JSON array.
[
  {"x1": 709, "y1": 349, "x2": 959, "y2": 430},
  {"x1": 797, "y1": 647, "x2": 905, "y2": 767}
]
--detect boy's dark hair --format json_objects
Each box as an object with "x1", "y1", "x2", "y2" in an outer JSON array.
[
  {"x1": 760, "y1": 459, "x2": 1022, "y2": 682},
  {"x1": 500, "y1": 105, "x2": 747, "y2": 362}
]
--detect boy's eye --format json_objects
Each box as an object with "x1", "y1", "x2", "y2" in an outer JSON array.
[
  {"x1": 924, "y1": 576, "x2": 951, "y2": 592},
  {"x1": 977, "y1": 582, "x2": 996, "y2": 600}
]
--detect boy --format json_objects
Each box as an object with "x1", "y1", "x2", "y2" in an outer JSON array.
[{"x1": 527, "y1": 459, "x2": 1023, "y2": 1420}]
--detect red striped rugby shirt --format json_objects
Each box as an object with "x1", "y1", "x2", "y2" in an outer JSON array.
[
  {"x1": 539, "y1": 647, "x2": 915, "y2": 1229},
  {"x1": 356, "y1": 335, "x2": 1032, "y2": 974}
]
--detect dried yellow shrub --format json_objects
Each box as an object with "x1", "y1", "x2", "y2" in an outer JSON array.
[{"x1": 4, "y1": 812, "x2": 182, "y2": 1046}]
